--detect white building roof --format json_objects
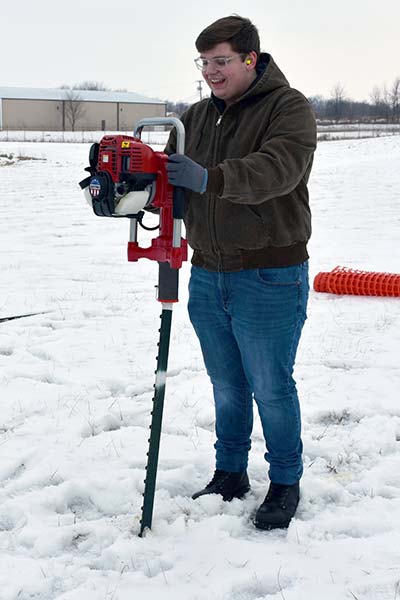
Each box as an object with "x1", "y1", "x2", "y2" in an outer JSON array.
[{"x1": 0, "y1": 86, "x2": 164, "y2": 104}]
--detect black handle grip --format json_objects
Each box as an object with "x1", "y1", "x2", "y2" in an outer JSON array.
[{"x1": 173, "y1": 186, "x2": 185, "y2": 220}]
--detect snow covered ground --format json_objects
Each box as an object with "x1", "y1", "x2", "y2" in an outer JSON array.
[
  {"x1": 0, "y1": 135, "x2": 399, "y2": 600},
  {"x1": 1, "y1": 125, "x2": 400, "y2": 144},
  {"x1": 0, "y1": 131, "x2": 170, "y2": 145}
]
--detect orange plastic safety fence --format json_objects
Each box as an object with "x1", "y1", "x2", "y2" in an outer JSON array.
[{"x1": 313, "y1": 266, "x2": 400, "y2": 297}]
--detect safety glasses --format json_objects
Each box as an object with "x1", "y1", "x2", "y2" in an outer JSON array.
[{"x1": 194, "y1": 55, "x2": 244, "y2": 71}]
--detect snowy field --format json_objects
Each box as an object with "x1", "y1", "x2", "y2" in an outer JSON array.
[
  {"x1": 0, "y1": 131, "x2": 169, "y2": 145},
  {"x1": 1, "y1": 125, "x2": 400, "y2": 144},
  {"x1": 0, "y1": 136, "x2": 399, "y2": 600}
]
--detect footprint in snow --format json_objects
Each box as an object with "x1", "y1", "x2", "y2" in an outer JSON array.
[{"x1": 0, "y1": 346, "x2": 14, "y2": 356}]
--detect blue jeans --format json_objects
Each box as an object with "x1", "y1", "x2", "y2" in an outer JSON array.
[{"x1": 188, "y1": 262, "x2": 309, "y2": 485}]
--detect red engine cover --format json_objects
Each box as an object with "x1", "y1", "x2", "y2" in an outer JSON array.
[{"x1": 97, "y1": 135, "x2": 161, "y2": 182}]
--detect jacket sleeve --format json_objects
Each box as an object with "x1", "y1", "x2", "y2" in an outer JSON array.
[{"x1": 218, "y1": 92, "x2": 317, "y2": 205}]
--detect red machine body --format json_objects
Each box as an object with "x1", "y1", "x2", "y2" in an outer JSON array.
[
  {"x1": 96, "y1": 135, "x2": 187, "y2": 270},
  {"x1": 97, "y1": 135, "x2": 161, "y2": 181}
]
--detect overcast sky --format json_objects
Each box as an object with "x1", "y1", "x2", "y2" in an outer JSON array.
[{"x1": 1, "y1": 0, "x2": 399, "y2": 104}]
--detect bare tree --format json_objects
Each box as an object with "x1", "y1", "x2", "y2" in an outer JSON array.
[
  {"x1": 369, "y1": 85, "x2": 383, "y2": 122},
  {"x1": 73, "y1": 80, "x2": 109, "y2": 91},
  {"x1": 330, "y1": 83, "x2": 347, "y2": 123},
  {"x1": 63, "y1": 89, "x2": 86, "y2": 131},
  {"x1": 389, "y1": 77, "x2": 400, "y2": 123},
  {"x1": 381, "y1": 84, "x2": 392, "y2": 123}
]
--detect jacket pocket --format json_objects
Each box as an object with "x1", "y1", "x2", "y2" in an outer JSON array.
[{"x1": 248, "y1": 206, "x2": 265, "y2": 225}]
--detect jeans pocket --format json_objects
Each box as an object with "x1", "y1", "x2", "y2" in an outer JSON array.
[{"x1": 256, "y1": 264, "x2": 303, "y2": 286}]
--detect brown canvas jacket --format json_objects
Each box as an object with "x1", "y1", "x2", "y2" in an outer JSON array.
[{"x1": 165, "y1": 54, "x2": 317, "y2": 272}]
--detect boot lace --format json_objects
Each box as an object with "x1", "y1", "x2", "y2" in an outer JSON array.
[
  {"x1": 265, "y1": 483, "x2": 290, "y2": 509},
  {"x1": 206, "y1": 469, "x2": 230, "y2": 490}
]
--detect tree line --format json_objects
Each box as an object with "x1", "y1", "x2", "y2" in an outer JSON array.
[{"x1": 309, "y1": 78, "x2": 400, "y2": 123}]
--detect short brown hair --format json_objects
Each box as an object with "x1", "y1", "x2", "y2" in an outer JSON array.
[{"x1": 196, "y1": 15, "x2": 260, "y2": 58}]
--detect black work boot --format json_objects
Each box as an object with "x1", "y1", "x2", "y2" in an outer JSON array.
[
  {"x1": 254, "y1": 482, "x2": 300, "y2": 530},
  {"x1": 192, "y1": 469, "x2": 250, "y2": 501}
]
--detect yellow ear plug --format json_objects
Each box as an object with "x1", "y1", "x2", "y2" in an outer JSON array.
[{"x1": 246, "y1": 59, "x2": 252, "y2": 65}]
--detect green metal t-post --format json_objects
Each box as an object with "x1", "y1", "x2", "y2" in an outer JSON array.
[{"x1": 139, "y1": 302, "x2": 172, "y2": 536}]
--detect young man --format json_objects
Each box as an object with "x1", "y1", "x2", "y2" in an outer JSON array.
[{"x1": 165, "y1": 15, "x2": 316, "y2": 530}]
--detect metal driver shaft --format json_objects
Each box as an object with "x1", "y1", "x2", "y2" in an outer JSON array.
[{"x1": 139, "y1": 305, "x2": 173, "y2": 536}]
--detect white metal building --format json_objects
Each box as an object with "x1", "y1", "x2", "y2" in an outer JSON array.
[{"x1": 0, "y1": 87, "x2": 166, "y2": 131}]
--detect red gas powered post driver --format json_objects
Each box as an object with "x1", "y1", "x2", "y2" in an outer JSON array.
[{"x1": 80, "y1": 118, "x2": 187, "y2": 536}]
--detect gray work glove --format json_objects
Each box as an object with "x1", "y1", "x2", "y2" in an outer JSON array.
[{"x1": 166, "y1": 154, "x2": 208, "y2": 193}]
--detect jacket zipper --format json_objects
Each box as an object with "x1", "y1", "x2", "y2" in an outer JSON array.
[{"x1": 208, "y1": 112, "x2": 225, "y2": 269}]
